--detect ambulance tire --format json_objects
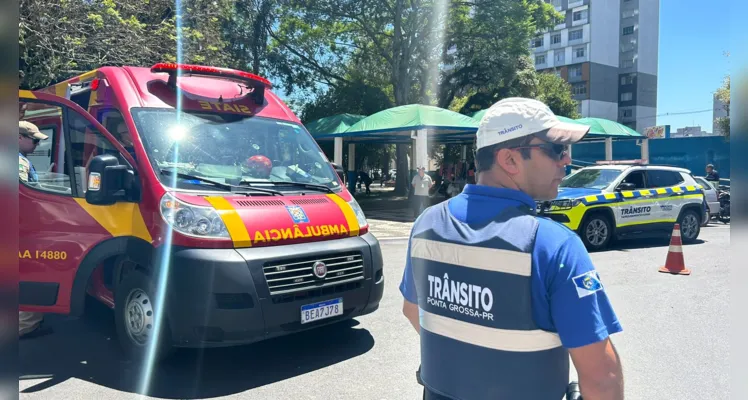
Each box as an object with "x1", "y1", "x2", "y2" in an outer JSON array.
[
  {"x1": 115, "y1": 269, "x2": 175, "y2": 362},
  {"x1": 579, "y1": 212, "x2": 613, "y2": 252},
  {"x1": 676, "y1": 208, "x2": 701, "y2": 244}
]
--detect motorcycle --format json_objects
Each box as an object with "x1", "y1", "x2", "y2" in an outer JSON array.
[{"x1": 717, "y1": 185, "x2": 730, "y2": 224}]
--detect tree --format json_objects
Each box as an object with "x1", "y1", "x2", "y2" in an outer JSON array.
[
  {"x1": 532, "y1": 71, "x2": 580, "y2": 118},
  {"x1": 437, "y1": 0, "x2": 559, "y2": 111},
  {"x1": 269, "y1": 0, "x2": 557, "y2": 193},
  {"x1": 19, "y1": 0, "x2": 238, "y2": 90},
  {"x1": 715, "y1": 75, "x2": 730, "y2": 140}
]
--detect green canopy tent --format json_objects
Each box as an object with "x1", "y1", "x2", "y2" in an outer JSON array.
[
  {"x1": 304, "y1": 113, "x2": 367, "y2": 138},
  {"x1": 575, "y1": 117, "x2": 643, "y2": 139},
  {"x1": 315, "y1": 104, "x2": 479, "y2": 144}
]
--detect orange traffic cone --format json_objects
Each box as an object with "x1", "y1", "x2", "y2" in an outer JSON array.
[{"x1": 658, "y1": 223, "x2": 691, "y2": 275}]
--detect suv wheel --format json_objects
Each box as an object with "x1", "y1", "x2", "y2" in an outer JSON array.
[
  {"x1": 678, "y1": 209, "x2": 701, "y2": 243},
  {"x1": 580, "y1": 213, "x2": 613, "y2": 251},
  {"x1": 115, "y1": 269, "x2": 174, "y2": 362}
]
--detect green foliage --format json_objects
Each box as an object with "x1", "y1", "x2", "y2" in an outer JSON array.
[
  {"x1": 715, "y1": 75, "x2": 730, "y2": 140},
  {"x1": 19, "y1": 0, "x2": 242, "y2": 89},
  {"x1": 532, "y1": 71, "x2": 580, "y2": 119}
]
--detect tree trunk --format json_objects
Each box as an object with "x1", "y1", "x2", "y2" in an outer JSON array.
[{"x1": 394, "y1": 144, "x2": 410, "y2": 196}]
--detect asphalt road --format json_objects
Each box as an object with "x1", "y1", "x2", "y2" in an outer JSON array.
[{"x1": 19, "y1": 223, "x2": 730, "y2": 399}]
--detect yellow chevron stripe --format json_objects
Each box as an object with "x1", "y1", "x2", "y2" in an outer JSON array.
[
  {"x1": 326, "y1": 194, "x2": 359, "y2": 237},
  {"x1": 73, "y1": 199, "x2": 152, "y2": 243},
  {"x1": 205, "y1": 196, "x2": 252, "y2": 247}
]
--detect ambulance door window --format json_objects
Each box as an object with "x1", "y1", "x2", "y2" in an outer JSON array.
[
  {"x1": 18, "y1": 99, "x2": 73, "y2": 196},
  {"x1": 98, "y1": 108, "x2": 136, "y2": 159},
  {"x1": 68, "y1": 110, "x2": 131, "y2": 197}
]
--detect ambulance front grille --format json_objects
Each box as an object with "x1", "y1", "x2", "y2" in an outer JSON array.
[
  {"x1": 235, "y1": 200, "x2": 286, "y2": 207},
  {"x1": 262, "y1": 252, "x2": 365, "y2": 296}
]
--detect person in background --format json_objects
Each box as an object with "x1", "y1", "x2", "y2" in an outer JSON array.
[
  {"x1": 410, "y1": 166, "x2": 433, "y2": 219},
  {"x1": 18, "y1": 120, "x2": 49, "y2": 338},
  {"x1": 705, "y1": 164, "x2": 720, "y2": 188}
]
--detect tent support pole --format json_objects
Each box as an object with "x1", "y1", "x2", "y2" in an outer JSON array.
[
  {"x1": 641, "y1": 139, "x2": 649, "y2": 164},
  {"x1": 334, "y1": 137, "x2": 343, "y2": 166},
  {"x1": 605, "y1": 138, "x2": 613, "y2": 161}
]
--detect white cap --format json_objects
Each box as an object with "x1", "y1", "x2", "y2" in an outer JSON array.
[{"x1": 475, "y1": 97, "x2": 589, "y2": 150}]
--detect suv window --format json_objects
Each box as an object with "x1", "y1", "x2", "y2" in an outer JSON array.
[
  {"x1": 620, "y1": 170, "x2": 647, "y2": 189},
  {"x1": 646, "y1": 170, "x2": 684, "y2": 188}
]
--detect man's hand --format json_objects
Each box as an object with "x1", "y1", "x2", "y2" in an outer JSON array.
[
  {"x1": 402, "y1": 299, "x2": 420, "y2": 333},
  {"x1": 569, "y1": 337, "x2": 624, "y2": 400}
]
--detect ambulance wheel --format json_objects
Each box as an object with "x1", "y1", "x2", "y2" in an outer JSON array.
[
  {"x1": 677, "y1": 209, "x2": 701, "y2": 244},
  {"x1": 579, "y1": 212, "x2": 613, "y2": 251},
  {"x1": 115, "y1": 269, "x2": 174, "y2": 362}
]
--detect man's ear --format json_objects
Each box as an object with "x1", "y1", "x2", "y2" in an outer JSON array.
[{"x1": 496, "y1": 148, "x2": 521, "y2": 175}]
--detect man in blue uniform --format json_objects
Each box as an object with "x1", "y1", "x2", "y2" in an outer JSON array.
[{"x1": 400, "y1": 98, "x2": 624, "y2": 400}]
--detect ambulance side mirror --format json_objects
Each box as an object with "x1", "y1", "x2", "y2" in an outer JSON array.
[
  {"x1": 85, "y1": 154, "x2": 135, "y2": 205},
  {"x1": 331, "y1": 162, "x2": 345, "y2": 181}
]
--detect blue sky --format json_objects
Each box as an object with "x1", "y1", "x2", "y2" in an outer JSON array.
[{"x1": 656, "y1": 0, "x2": 732, "y2": 131}]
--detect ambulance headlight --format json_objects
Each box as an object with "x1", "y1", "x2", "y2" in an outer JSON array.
[
  {"x1": 160, "y1": 193, "x2": 230, "y2": 238},
  {"x1": 347, "y1": 197, "x2": 368, "y2": 229}
]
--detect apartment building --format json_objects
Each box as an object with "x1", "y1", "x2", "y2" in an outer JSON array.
[{"x1": 532, "y1": 0, "x2": 659, "y2": 133}]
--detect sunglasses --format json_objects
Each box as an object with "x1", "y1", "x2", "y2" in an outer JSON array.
[
  {"x1": 511, "y1": 143, "x2": 569, "y2": 161},
  {"x1": 20, "y1": 134, "x2": 40, "y2": 145}
]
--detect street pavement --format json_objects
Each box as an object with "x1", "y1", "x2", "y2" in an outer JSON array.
[{"x1": 19, "y1": 223, "x2": 730, "y2": 399}]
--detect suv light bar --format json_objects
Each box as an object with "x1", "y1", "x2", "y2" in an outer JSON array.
[
  {"x1": 595, "y1": 159, "x2": 649, "y2": 165},
  {"x1": 150, "y1": 63, "x2": 272, "y2": 104}
]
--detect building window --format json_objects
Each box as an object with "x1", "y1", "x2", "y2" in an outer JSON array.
[
  {"x1": 620, "y1": 74, "x2": 636, "y2": 85},
  {"x1": 623, "y1": 26, "x2": 635, "y2": 35},
  {"x1": 535, "y1": 54, "x2": 546, "y2": 65},
  {"x1": 620, "y1": 92, "x2": 633, "y2": 102},
  {"x1": 620, "y1": 108, "x2": 633, "y2": 119},
  {"x1": 569, "y1": 29, "x2": 583, "y2": 41},
  {"x1": 572, "y1": 83, "x2": 587, "y2": 96},
  {"x1": 532, "y1": 37, "x2": 543, "y2": 48},
  {"x1": 555, "y1": 51, "x2": 565, "y2": 64},
  {"x1": 621, "y1": 59, "x2": 634, "y2": 68},
  {"x1": 574, "y1": 46, "x2": 586, "y2": 58},
  {"x1": 551, "y1": 34, "x2": 561, "y2": 44},
  {"x1": 552, "y1": 0, "x2": 563, "y2": 8},
  {"x1": 569, "y1": 65, "x2": 582, "y2": 78},
  {"x1": 573, "y1": 10, "x2": 588, "y2": 21},
  {"x1": 622, "y1": 9, "x2": 637, "y2": 18}
]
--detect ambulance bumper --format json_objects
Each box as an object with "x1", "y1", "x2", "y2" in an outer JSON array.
[{"x1": 165, "y1": 233, "x2": 384, "y2": 348}]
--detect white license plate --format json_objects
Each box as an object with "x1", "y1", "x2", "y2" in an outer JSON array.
[{"x1": 300, "y1": 298, "x2": 343, "y2": 324}]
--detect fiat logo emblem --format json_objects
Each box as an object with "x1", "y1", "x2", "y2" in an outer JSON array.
[{"x1": 312, "y1": 261, "x2": 327, "y2": 279}]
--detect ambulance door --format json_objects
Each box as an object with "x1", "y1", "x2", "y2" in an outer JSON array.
[{"x1": 19, "y1": 91, "x2": 136, "y2": 315}]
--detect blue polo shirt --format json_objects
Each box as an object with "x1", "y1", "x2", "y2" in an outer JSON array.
[{"x1": 400, "y1": 184, "x2": 622, "y2": 349}]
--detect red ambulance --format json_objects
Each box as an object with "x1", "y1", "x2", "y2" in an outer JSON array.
[{"x1": 19, "y1": 63, "x2": 384, "y2": 360}]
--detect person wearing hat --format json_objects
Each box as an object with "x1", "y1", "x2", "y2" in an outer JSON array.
[
  {"x1": 399, "y1": 98, "x2": 623, "y2": 399},
  {"x1": 411, "y1": 166, "x2": 434, "y2": 219},
  {"x1": 19, "y1": 121, "x2": 49, "y2": 183},
  {"x1": 19, "y1": 120, "x2": 49, "y2": 337}
]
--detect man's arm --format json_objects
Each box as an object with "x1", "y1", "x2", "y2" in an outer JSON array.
[
  {"x1": 545, "y1": 233, "x2": 624, "y2": 400},
  {"x1": 402, "y1": 299, "x2": 420, "y2": 333},
  {"x1": 569, "y1": 337, "x2": 623, "y2": 400},
  {"x1": 399, "y1": 236, "x2": 420, "y2": 334}
]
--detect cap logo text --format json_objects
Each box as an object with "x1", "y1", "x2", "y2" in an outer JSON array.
[{"x1": 497, "y1": 124, "x2": 523, "y2": 136}]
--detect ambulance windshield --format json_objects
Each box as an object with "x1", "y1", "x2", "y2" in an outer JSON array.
[
  {"x1": 131, "y1": 108, "x2": 341, "y2": 192},
  {"x1": 559, "y1": 168, "x2": 621, "y2": 190}
]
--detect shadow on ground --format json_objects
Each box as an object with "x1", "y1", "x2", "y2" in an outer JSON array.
[{"x1": 20, "y1": 301, "x2": 375, "y2": 399}]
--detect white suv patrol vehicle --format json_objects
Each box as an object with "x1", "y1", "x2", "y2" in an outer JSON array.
[{"x1": 538, "y1": 162, "x2": 706, "y2": 251}]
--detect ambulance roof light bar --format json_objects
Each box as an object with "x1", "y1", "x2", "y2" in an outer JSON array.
[{"x1": 150, "y1": 63, "x2": 272, "y2": 104}]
